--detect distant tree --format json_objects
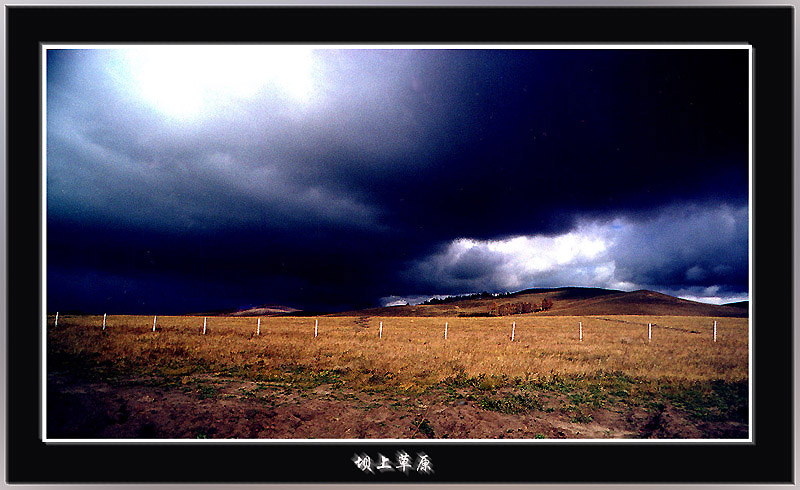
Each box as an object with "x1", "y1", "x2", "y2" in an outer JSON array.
[
  {"x1": 489, "y1": 301, "x2": 534, "y2": 316},
  {"x1": 540, "y1": 298, "x2": 553, "y2": 311}
]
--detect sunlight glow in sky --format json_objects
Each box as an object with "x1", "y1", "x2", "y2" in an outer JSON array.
[{"x1": 116, "y1": 46, "x2": 318, "y2": 121}]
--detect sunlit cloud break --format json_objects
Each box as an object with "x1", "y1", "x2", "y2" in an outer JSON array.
[{"x1": 401, "y1": 204, "x2": 748, "y2": 305}]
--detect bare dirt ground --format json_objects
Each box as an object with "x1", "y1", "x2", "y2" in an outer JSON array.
[{"x1": 47, "y1": 372, "x2": 747, "y2": 440}]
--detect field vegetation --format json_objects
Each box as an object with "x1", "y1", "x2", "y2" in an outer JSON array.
[
  {"x1": 49, "y1": 314, "x2": 747, "y2": 383},
  {"x1": 47, "y1": 313, "x2": 748, "y2": 439}
]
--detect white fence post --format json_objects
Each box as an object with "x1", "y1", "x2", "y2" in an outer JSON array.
[
  {"x1": 257, "y1": 318, "x2": 261, "y2": 336},
  {"x1": 713, "y1": 321, "x2": 717, "y2": 342},
  {"x1": 203, "y1": 317, "x2": 207, "y2": 335},
  {"x1": 315, "y1": 319, "x2": 318, "y2": 338},
  {"x1": 55, "y1": 311, "x2": 58, "y2": 328},
  {"x1": 103, "y1": 313, "x2": 107, "y2": 331},
  {"x1": 379, "y1": 321, "x2": 383, "y2": 339},
  {"x1": 153, "y1": 316, "x2": 157, "y2": 332},
  {"x1": 511, "y1": 321, "x2": 515, "y2": 342},
  {"x1": 648, "y1": 323, "x2": 652, "y2": 342},
  {"x1": 579, "y1": 321, "x2": 582, "y2": 341},
  {"x1": 444, "y1": 322, "x2": 448, "y2": 340}
]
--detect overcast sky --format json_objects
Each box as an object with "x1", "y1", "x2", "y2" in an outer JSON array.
[{"x1": 46, "y1": 46, "x2": 749, "y2": 314}]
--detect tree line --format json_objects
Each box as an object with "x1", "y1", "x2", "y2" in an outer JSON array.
[
  {"x1": 488, "y1": 298, "x2": 553, "y2": 316},
  {"x1": 421, "y1": 291, "x2": 514, "y2": 306}
]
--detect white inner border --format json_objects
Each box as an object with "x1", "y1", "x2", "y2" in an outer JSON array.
[{"x1": 41, "y1": 43, "x2": 754, "y2": 444}]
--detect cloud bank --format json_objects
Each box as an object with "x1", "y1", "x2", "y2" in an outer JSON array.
[{"x1": 392, "y1": 203, "x2": 748, "y2": 305}]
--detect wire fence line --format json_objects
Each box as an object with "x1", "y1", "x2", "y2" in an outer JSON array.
[
  {"x1": 591, "y1": 316, "x2": 702, "y2": 334},
  {"x1": 49, "y1": 314, "x2": 724, "y2": 340}
]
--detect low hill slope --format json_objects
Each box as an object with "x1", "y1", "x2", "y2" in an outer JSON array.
[
  {"x1": 723, "y1": 301, "x2": 749, "y2": 310},
  {"x1": 195, "y1": 305, "x2": 301, "y2": 317},
  {"x1": 230, "y1": 305, "x2": 301, "y2": 317},
  {"x1": 538, "y1": 290, "x2": 747, "y2": 317},
  {"x1": 327, "y1": 288, "x2": 747, "y2": 318}
]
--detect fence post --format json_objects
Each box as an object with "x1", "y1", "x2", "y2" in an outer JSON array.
[
  {"x1": 648, "y1": 323, "x2": 652, "y2": 342},
  {"x1": 511, "y1": 321, "x2": 515, "y2": 341},
  {"x1": 579, "y1": 321, "x2": 582, "y2": 341},
  {"x1": 379, "y1": 321, "x2": 383, "y2": 339},
  {"x1": 203, "y1": 317, "x2": 207, "y2": 335},
  {"x1": 315, "y1": 319, "x2": 318, "y2": 338},
  {"x1": 103, "y1": 313, "x2": 107, "y2": 331},
  {"x1": 153, "y1": 316, "x2": 157, "y2": 332},
  {"x1": 257, "y1": 318, "x2": 261, "y2": 336},
  {"x1": 713, "y1": 321, "x2": 717, "y2": 342},
  {"x1": 55, "y1": 311, "x2": 58, "y2": 328}
]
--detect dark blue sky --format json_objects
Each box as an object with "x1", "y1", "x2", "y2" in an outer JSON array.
[{"x1": 46, "y1": 47, "x2": 749, "y2": 314}]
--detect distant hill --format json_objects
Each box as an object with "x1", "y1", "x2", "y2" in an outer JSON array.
[
  {"x1": 326, "y1": 287, "x2": 748, "y2": 318},
  {"x1": 195, "y1": 304, "x2": 301, "y2": 317},
  {"x1": 229, "y1": 305, "x2": 301, "y2": 317},
  {"x1": 535, "y1": 289, "x2": 747, "y2": 317},
  {"x1": 723, "y1": 301, "x2": 749, "y2": 310}
]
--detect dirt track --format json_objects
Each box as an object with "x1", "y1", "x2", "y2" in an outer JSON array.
[{"x1": 47, "y1": 372, "x2": 747, "y2": 440}]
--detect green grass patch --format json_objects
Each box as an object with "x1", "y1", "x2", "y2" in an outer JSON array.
[
  {"x1": 411, "y1": 417, "x2": 435, "y2": 438},
  {"x1": 196, "y1": 385, "x2": 219, "y2": 400},
  {"x1": 656, "y1": 379, "x2": 748, "y2": 422},
  {"x1": 443, "y1": 372, "x2": 507, "y2": 391},
  {"x1": 478, "y1": 393, "x2": 543, "y2": 414}
]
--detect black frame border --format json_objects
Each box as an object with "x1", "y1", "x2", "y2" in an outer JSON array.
[{"x1": 6, "y1": 6, "x2": 794, "y2": 484}]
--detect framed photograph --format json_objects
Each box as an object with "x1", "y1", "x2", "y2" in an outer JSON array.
[{"x1": 5, "y1": 4, "x2": 794, "y2": 484}]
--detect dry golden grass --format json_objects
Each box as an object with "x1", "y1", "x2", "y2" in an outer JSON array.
[{"x1": 48, "y1": 314, "x2": 748, "y2": 387}]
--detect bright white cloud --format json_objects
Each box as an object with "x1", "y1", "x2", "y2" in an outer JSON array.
[{"x1": 412, "y1": 221, "x2": 616, "y2": 292}]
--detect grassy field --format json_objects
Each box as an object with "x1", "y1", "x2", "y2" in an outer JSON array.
[
  {"x1": 48, "y1": 314, "x2": 748, "y2": 384},
  {"x1": 47, "y1": 314, "x2": 749, "y2": 438}
]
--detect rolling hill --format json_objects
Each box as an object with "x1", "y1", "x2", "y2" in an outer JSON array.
[
  {"x1": 326, "y1": 287, "x2": 748, "y2": 318},
  {"x1": 195, "y1": 304, "x2": 301, "y2": 317},
  {"x1": 723, "y1": 300, "x2": 749, "y2": 310}
]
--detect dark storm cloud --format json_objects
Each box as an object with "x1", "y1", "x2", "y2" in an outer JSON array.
[
  {"x1": 449, "y1": 246, "x2": 507, "y2": 280},
  {"x1": 46, "y1": 47, "x2": 749, "y2": 313},
  {"x1": 612, "y1": 203, "x2": 749, "y2": 291}
]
